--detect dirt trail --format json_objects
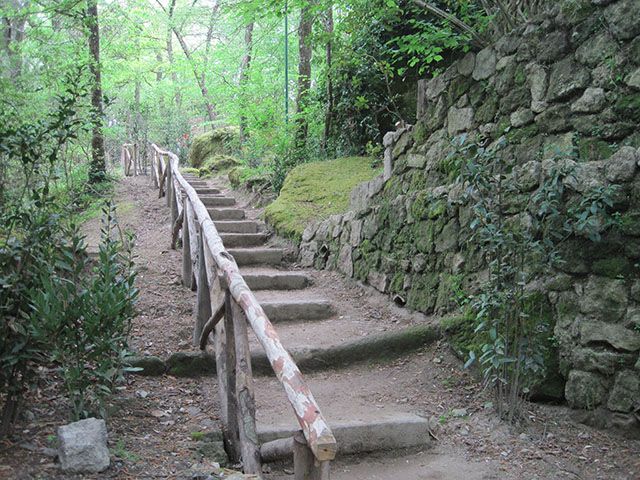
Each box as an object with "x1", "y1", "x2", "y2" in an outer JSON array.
[{"x1": 1, "y1": 175, "x2": 638, "y2": 480}]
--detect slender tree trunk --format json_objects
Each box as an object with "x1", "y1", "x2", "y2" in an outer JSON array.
[
  {"x1": 239, "y1": 22, "x2": 254, "y2": 144},
  {"x1": 321, "y1": 5, "x2": 333, "y2": 154},
  {"x1": 167, "y1": 0, "x2": 181, "y2": 107},
  {"x1": 86, "y1": 0, "x2": 106, "y2": 183},
  {"x1": 295, "y1": 3, "x2": 313, "y2": 151},
  {"x1": 201, "y1": 0, "x2": 220, "y2": 87},
  {"x1": 1, "y1": 0, "x2": 27, "y2": 79},
  {"x1": 156, "y1": 0, "x2": 216, "y2": 127}
]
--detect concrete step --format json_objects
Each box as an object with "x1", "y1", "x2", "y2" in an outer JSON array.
[
  {"x1": 227, "y1": 248, "x2": 283, "y2": 266},
  {"x1": 200, "y1": 196, "x2": 236, "y2": 207},
  {"x1": 196, "y1": 187, "x2": 222, "y2": 195},
  {"x1": 242, "y1": 270, "x2": 309, "y2": 290},
  {"x1": 207, "y1": 208, "x2": 245, "y2": 220},
  {"x1": 219, "y1": 233, "x2": 267, "y2": 248},
  {"x1": 258, "y1": 298, "x2": 335, "y2": 323},
  {"x1": 214, "y1": 220, "x2": 260, "y2": 234},
  {"x1": 257, "y1": 413, "x2": 431, "y2": 459}
]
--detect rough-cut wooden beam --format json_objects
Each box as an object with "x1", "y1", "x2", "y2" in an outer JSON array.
[
  {"x1": 199, "y1": 301, "x2": 225, "y2": 350},
  {"x1": 232, "y1": 299, "x2": 262, "y2": 475},
  {"x1": 293, "y1": 432, "x2": 330, "y2": 480},
  {"x1": 171, "y1": 209, "x2": 184, "y2": 250},
  {"x1": 194, "y1": 229, "x2": 212, "y2": 346},
  {"x1": 260, "y1": 437, "x2": 294, "y2": 463},
  {"x1": 224, "y1": 289, "x2": 241, "y2": 462},
  {"x1": 186, "y1": 199, "x2": 199, "y2": 291},
  {"x1": 181, "y1": 198, "x2": 191, "y2": 281},
  {"x1": 149, "y1": 143, "x2": 337, "y2": 462}
]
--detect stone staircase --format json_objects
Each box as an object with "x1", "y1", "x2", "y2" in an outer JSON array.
[{"x1": 178, "y1": 172, "x2": 438, "y2": 477}]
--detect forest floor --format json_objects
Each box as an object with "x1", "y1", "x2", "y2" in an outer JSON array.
[{"x1": 0, "y1": 175, "x2": 639, "y2": 479}]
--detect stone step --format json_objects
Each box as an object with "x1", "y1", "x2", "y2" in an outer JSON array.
[
  {"x1": 207, "y1": 208, "x2": 245, "y2": 220},
  {"x1": 227, "y1": 248, "x2": 283, "y2": 266},
  {"x1": 258, "y1": 299, "x2": 334, "y2": 323},
  {"x1": 219, "y1": 233, "x2": 268, "y2": 248},
  {"x1": 242, "y1": 271, "x2": 309, "y2": 290},
  {"x1": 214, "y1": 220, "x2": 260, "y2": 234},
  {"x1": 200, "y1": 195, "x2": 236, "y2": 207},
  {"x1": 195, "y1": 187, "x2": 222, "y2": 195},
  {"x1": 128, "y1": 324, "x2": 441, "y2": 377},
  {"x1": 257, "y1": 413, "x2": 431, "y2": 460}
]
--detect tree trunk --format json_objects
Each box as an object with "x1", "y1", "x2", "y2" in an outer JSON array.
[
  {"x1": 202, "y1": 1, "x2": 221, "y2": 87},
  {"x1": 167, "y1": 0, "x2": 181, "y2": 107},
  {"x1": 295, "y1": 3, "x2": 313, "y2": 151},
  {"x1": 86, "y1": 0, "x2": 106, "y2": 183},
  {"x1": 321, "y1": 5, "x2": 333, "y2": 154},
  {"x1": 1, "y1": 0, "x2": 28, "y2": 79},
  {"x1": 239, "y1": 22, "x2": 254, "y2": 144},
  {"x1": 156, "y1": 0, "x2": 216, "y2": 127}
]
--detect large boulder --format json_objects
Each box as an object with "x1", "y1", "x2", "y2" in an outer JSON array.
[{"x1": 57, "y1": 418, "x2": 110, "y2": 473}]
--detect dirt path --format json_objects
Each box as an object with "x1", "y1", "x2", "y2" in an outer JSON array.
[{"x1": 1, "y1": 175, "x2": 639, "y2": 479}]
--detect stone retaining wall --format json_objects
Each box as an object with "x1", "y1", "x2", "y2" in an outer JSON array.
[{"x1": 298, "y1": 0, "x2": 640, "y2": 433}]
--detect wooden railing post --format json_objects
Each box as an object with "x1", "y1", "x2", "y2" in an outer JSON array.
[
  {"x1": 293, "y1": 432, "x2": 331, "y2": 480},
  {"x1": 231, "y1": 298, "x2": 262, "y2": 475},
  {"x1": 133, "y1": 143, "x2": 138, "y2": 176},
  {"x1": 222, "y1": 288, "x2": 241, "y2": 462},
  {"x1": 166, "y1": 159, "x2": 172, "y2": 207},
  {"x1": 193, "y1": 229, "x2": 211, "y2": 345},
  {"x1": 186, "y1": 200, "x2": 199, "y2": 292},
  {"x1": 182, "y1": 197, "x2": 193, "y2": 288}
]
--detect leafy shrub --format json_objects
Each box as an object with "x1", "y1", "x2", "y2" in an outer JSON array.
[
  {"x1": 458, "y1": 137, "x2": 619, "y2": 423},
  {"x1": 31, "y1": 204, "x2": 138, "y2": 420}
]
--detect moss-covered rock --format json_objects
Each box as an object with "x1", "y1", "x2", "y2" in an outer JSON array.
[
  {"x1": 577, "y1": 137, "x2": 615, "y2": 162},
  {"x1": 265, "y1": 157, "x2": 380, "y2": 240},
  {"x1": 188, "y1": 126, "x2": 239, "y2": 168}
]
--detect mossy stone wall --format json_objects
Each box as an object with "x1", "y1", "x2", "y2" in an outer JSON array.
[{"x1": 298, "y1": 0, "x2": 640, "y2": 434}]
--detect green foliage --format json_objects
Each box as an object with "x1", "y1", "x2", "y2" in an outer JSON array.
[
  {"x1": 0, "y1": 68, "x2": 134, "y2": 434},
  {"x1": 457, "y1": 136, "x2": 620, "y2": 423},
  {"x1": 31, "y1": 204, "x2": 138, "y2": 420},
  {"x1": 265, "y1": 156, "x2": 380, "y2": 240}
]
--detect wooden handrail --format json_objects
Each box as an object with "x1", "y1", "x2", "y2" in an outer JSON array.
[{"x1": 146, "y1": 143, "x2": 337, "y2": 474}]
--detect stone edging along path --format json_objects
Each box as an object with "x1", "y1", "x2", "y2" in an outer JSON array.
[{"x1": 127, "y1": 322, "x2": 442, "y2": 377}]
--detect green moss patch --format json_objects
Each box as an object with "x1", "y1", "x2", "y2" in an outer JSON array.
[
  {"x1": 188, "y1": 126, "x2": 239, "y2": 168},
  {"x1": 265, "y1": 157, "x2": 380, "y2": 240}
]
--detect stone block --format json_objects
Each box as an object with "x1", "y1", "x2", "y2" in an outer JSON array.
[
  {"x1": 457, "y1": 52, "x2": 475, "y2": 76},
  {"x1": 58, "y1": 418, "x2": 110, "y2": 473},
  {"x1": 536, "y1": 31, "x2": 569, "y2": 63},
  {"x1": 367, "y1": 271, "x2": 389, "y2": 293},
  {"x1": 607, "y1": 370, "x2": 640, "y2": 413},
  {"x1": 447, "y1": 107, "x2": 474, "y2": 135},
  {"x1": 575, "y1": 32, "x2": 617, "y2": 66},
  {"x1": 604, "y1": 0, "x2": 640, "y2": 40},
  {"x1": 565, "y1": 370, "x2": 608, "y2": 409},
  {"x1": 580, "y1": 320, "x2": 640, "y2": 352},
  {"x1": 510, "y1": 108, "x2": 534, "y2": 127},
  {"x1": 572, "y1": 347, "x2": 635, "y2": 376},
  {"x1": 605, "y1": 146, "x2": 638, "y2": 183},
  {"x1": 406, "y1": 153, "x2": 427, "y2": 169},
  {"x1": 547, "y1": 57, "x2": 590, "y2": 102},
  {"x1": 126, "y1": 355, "x2": 166, "y2": 376},
  {"x1": 626, "y1": 67, "x2": 640, "y2": 90},
  {"x1": 338, "y1": 244, "x2": 353, "y2": 278},
  {"x1": 571, "y1": 87, "x2": 606, "y2": 113},
  {"x1": 472, "y1": 47, "x2": 497, "y2": 80}
]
